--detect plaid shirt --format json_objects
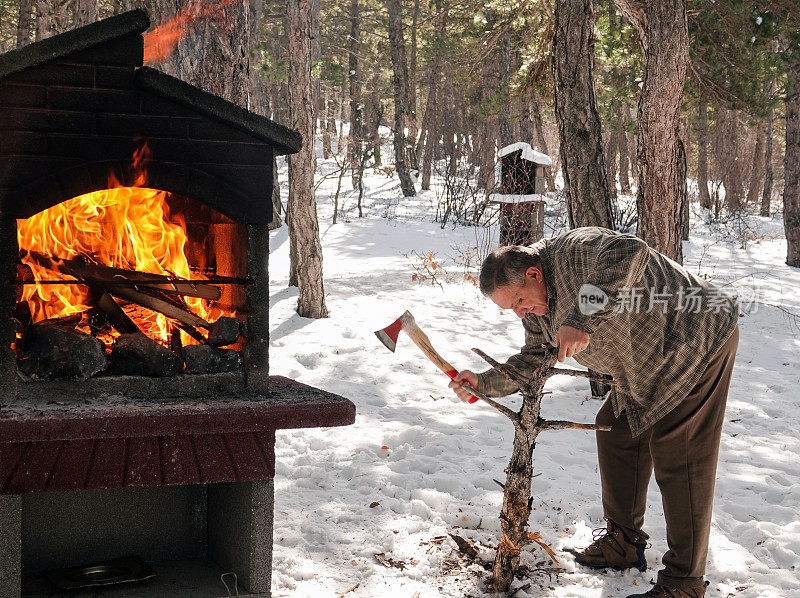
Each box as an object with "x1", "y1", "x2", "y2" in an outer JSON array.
[{"x1": 476, "y1": 227, "x2": 739, "y2": 437}]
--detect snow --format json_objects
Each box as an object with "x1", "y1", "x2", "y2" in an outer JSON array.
[
  {"x1": 497, "y1": 142, "x2": 553, "y2": 166},
  {"x1": 488, "y1": 193, "x2": 547, "y2": 204},
  {"x1": 266, "y1": 147, "x2": 800, "y2": 597}
]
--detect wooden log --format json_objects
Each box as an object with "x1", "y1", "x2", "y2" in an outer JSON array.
[
  {"x1": 99, "y1": 283, "x2": 211, "y2": 330},
  {"x1": 23, "y1": 251, "x2": 222, "y2": 300},
  {"x1": 93, "y1": 290, "x2": 140, "y2": 335}
]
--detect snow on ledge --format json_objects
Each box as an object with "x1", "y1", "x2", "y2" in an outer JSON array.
[
  {"x1": 497, "y1": 142, "x2": 552, "y2": 165},
  {"x1": 488, "y1": 193, "x2": 547, "y2": 204}
]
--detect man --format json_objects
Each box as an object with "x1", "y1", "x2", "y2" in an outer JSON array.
[{"x1": 449, "y1": 227, "x2": 738, "y2": 598}]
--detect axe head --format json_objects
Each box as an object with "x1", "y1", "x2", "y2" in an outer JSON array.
[{"x1": 374, "y1": 310, "x2": 413, "y2": 352}]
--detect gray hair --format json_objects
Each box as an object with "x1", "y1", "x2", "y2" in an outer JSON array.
[{"x1": 479, "y1": 245, "x2": 542, "y2": 297}]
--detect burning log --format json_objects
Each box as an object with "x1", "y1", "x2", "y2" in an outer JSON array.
[
  {"x1": 470, "y1": 346, "x2": 612, "y2": 593},
  {"x1": 23, "y1": 251, "x2": 223, "y2": 300},
  {"x1": 93, "y1": 290, "x2": 141, "y2": 334},
  {"x1": 98, "y1": 283, "x2": 211, "y2": 330}
]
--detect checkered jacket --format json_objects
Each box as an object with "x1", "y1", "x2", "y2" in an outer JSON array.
[{"x1": 476, "y1": 227, "x2": 739, "y2": 437}]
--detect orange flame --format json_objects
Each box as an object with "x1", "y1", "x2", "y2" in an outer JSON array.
[
  {"x1": 17, "y1": 153, "x2": 227, "y2": 345},
  {"x1": 143, "y1": 0, "x2": 235, "y2": 64}
]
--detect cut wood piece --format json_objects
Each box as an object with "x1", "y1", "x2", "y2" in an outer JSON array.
[
  {"x1": 101, "y1": 283, "x2": 211, "y2": 330},
  {"x1": 23, "y1": 251, "x2": 222, "y2": 300},
  {"x1": 93, "y1": 290, "x2": 141, "y2": 334}
]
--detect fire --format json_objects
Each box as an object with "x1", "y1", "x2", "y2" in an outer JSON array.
[
  {"x1": 143, "y1": 0, "x2": 235, "y2": 64},
  {"x1": 17, "y1": 186, "x2": 225, "y2": 345}
]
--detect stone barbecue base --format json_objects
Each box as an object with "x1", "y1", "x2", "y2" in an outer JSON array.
[
  {"x1": 2, "y1": 481, "x2": 273, "y2": 597},
  {"x1": 22, "y1": 558, "x2": 269, "y2": 597}
]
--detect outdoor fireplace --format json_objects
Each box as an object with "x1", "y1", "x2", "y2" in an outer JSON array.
[{"x1": 0, "y1": 10, "x2": 355, "y2": 597}]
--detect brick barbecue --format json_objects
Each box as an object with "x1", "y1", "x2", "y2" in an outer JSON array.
[{"x1": 0, "y1": 10, "x2": 355, "y2": 597}]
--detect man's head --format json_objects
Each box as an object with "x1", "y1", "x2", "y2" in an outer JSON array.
[{"x1": 479, "y1": 245, "x2": 548, "y2": 318}]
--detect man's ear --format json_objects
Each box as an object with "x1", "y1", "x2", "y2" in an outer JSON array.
[{"x1": 525, "y1": 266, "x2": 542, "y2": 281}]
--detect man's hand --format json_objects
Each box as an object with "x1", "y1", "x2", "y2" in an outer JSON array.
[
  {"x1": 555, "y1": 325, "x2": 590, "y2": 362},
  {"x1": 448, "y1": 370, "x2": 478, "y2": 403}
]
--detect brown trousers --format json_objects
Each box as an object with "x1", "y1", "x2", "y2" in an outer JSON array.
[{"x1": 595, "y1": 326, "x2": 739, "y2": 591}]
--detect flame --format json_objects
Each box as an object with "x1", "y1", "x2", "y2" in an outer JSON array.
[
  {"x1": 17, "y1": 184, "x2": 226, "y2": 345},
  {"x1": 143, "y1": 0, "x2": 235, "y2": 64}
]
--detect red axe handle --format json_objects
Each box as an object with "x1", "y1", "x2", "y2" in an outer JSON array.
[{"x1": 401, "y1": 314, "x2": 479, "y2": 404}]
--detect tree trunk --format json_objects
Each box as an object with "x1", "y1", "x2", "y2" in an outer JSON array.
[
  {"x1": 420, "y1": 0, "x2": 447, "y2": 191},
  {"x1": 616, "y1": 0, "x2": 687, "y2": 263},
  {"x1": 697, "y1": 99, "x2": 712, "y2": 209},
  {"x1": 782, "y1": 35, "x2": 800, "y2": 267},
  {"x1": 407, "y1": 0, "x2": 420, "y2": 168},
  {"x1": 761, "y1": 104, "x2": 775, "y2": 217},
  {"x1": 156, "y1": 0, "x2": 252, "y2": 109},
  {"x1": 17, "y1": 0, "x2": 34, "y2": 47},
  {"x1": 499, "y1": 30, "x2": 513, "y2": 148},
  {"x1": 618, "y1": 102, "x2": 632, "y2": 194},
  {"x1": 321, "y1": 88, "x2": 332, "y2": 159},
  {"x1": 269, "y1": 155, "x2": 282, "y2": 230},
  {"x1": 553, "y1": 0, "x2": 614, "y2": 230},
  {"x1": 723, "y1": 109, "x2": 744, "y2": 211},
  {"x1": 287, "y1": 0, "x2": 328, "y2": 317},
  {"x1": 530, "y1": 91, "x2": 556, "y2": 191},
  {"x1": 747, "y1": 120, "x2": 766, "y2": 206},
  {"x1": 347, "y1": 0, "x2": 363, "y2": 189},
  {"x1": 75, "y1": 0, "x2": 98, "y2": 26},
  {"x1": 605, "y1": 133, "x2": 619, "y2": 200},
  {"x1": 386, "y1": 0, "x2": 416, "y2": 196}
]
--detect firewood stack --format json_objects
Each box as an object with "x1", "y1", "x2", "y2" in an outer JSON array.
[{"x1": 14, "y1": 251, "x2": 247, "y2": 381}]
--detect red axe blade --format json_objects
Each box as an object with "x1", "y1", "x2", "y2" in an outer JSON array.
[{"x1": 374, "y1": 314, "x2": 403, "y2": 352}]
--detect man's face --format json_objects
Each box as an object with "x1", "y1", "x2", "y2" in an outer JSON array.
[{"x1": 490, "y1": 266, "x2": 549, "y2": 319}]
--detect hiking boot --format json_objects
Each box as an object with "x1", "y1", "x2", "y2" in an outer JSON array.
[
  {"x1": 626, "y1": 582, "x2": 708, "y2": 598},
  {"x1": 567, "y1": 520, "x2": 647, "y2": 572}
]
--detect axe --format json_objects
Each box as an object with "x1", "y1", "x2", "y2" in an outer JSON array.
[{"x1": 374, "y1": 310, "x2": 484, "y2": 405}]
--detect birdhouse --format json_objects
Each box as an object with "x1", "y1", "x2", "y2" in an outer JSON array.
[{"x1": 489, "y1": 142, "x2": 552, "y2": 246}]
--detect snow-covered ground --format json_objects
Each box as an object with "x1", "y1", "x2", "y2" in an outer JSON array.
[{"x1": 266, "y1": 148, "x2": 800, "y2": 597}]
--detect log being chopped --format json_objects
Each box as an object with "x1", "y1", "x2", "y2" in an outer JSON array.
[{"x1": 470, "y1": 345, "x2": 612, "y2": 592}]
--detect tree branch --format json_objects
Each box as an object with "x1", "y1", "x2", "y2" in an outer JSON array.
[{"x1": 537, "y1": 419, "x2": 611, "y2": 432}]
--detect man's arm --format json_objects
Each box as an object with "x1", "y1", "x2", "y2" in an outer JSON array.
[{"x1": 476, "y1": 315, "x2": 549, "y2": 397}]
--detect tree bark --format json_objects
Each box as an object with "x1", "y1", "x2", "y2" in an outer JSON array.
[
  {"x1": 287, "y1": 0, "x2": 328, "y2": 317},
  {"x1": 782, "y1": 34, "x2": 800, "y2": 267},
  {"x1": 17, "y1": 0, "x2": 34, "y2": 47},
  {"x1": 553, "y1": 0, "x2": 614, "y2": 230},
  {"x1": 697, "y1": 99, "x2": 712, "y2": 210},
  {"x1": 75, "y1": 0, "x2": 98, "y2": 26},
  {"x1": 761, "y1": 104, "x2": 775, "y2": 217},
  {"x1": 386, "y1": 0, "x2": 416, "y2": 196},
  {"x1": 616, "y1": 0, "x2": 687, "y2": 262}
]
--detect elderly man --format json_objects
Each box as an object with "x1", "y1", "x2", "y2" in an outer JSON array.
[{"x1": 449, "y1": 227, "x2": 738, "y2": 598}]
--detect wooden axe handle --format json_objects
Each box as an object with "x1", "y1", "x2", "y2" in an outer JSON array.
[{"x1": 401, "y1": 316, "x2": 456, "y2": 375}]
